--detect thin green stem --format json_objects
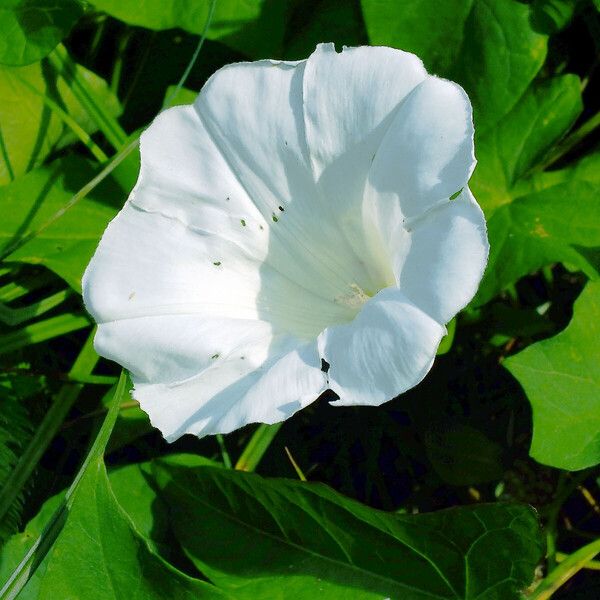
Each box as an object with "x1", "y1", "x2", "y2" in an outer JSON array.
[
  {"x1": 284, "y1": 447, "x2": 307, "y2": 481},
  {"x1": 88, "y1": 15, "x2": 107, "y2": 62},
  {"x1": 542, "y1": 470, "x2": 593, "y2": 572},
  {"x1": 530, "y1": 538, "x2": 600, "y2": 600},
  {"x1": 0, "y1": 372, "x2": 127, "y2": 600},
  {"x1": 0, "y1": 331, "x2": 98, "y2": 529},
  {"x1": 556, "y1": 551, "x2": 600, "y2": 570},
  {"x1": 47, "y1": 45, "x2": 128, "y2": 150},
  {"x1": 235, "y1": 423, "x2": 283, "y2": 472},
  {"x1": 111, "y1": 28, "x2": 132, "y2": 95},
  {"x1": 162, "y1": 0, "x2": 216, "y2": 109},
  {"x1": 216, "y1": 434, "x2": 232, "y2": 469}
]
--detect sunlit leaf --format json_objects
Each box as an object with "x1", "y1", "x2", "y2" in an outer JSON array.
[
  {"x1": 36, "y1": 460, "x2": 225, "y2": 599},
  {"x1": 0, "y1": 52, "x2": 120, "y2": 184},
  {"x1": 476, "y1": 180, "x2": 600, "y2": 305},
  {"x1": 472, "y1": 75, "x2": 583, "y2": 214},
  {"x1": 0, "y1": 0, "x2": 84, "y2": 66},
  {"x1": 506, "y1": 281, "x2": 600, "y2": 470},
  {"x1": 362, "y1": 0, "x2": 547, "y2": 131},
  {"x1": 91, "y1": 0, "x2": 291, "y2": 58},
  {"x1": 0, "y1": 155, "x2": 122, "y2": 290}
]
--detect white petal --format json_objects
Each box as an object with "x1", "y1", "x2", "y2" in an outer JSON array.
[
  {"x1": 367, "y1": 76, "x2": 475, "y2": 218},
  {"x1": 94, "y1": 314, "x2": 275, "y2": 385},
  {"x1": 83, "y1": 203, "x2": 264, "y2": 324},
  {"x1": 133, "y1": 104, "x2": 260, "y2": 233},
  {"x1": 301, "y1": 45, "x2": 428, "y2": 292},
  {"x1": 134, "y1": 340, "x2": 327, "y2": 441},
  {"x1": 318, "y1": 288, "x2": 445, "y2": 407},
  {"x1": 303, "y1": 44, "x2": 427, "y2": 187},
  {"x1": 397, "y1": 188, "x2": 489, "y2": 324},
  {"x1": 83, "y1": 204, "x2": 356, "y2": 340}
]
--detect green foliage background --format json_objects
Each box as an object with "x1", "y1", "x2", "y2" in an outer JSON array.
[{"x1": 0, "y1": 0, "x2": 599, "y2": 598}]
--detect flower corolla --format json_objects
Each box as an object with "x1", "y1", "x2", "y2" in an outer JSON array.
[{"x1": 83, "y1": 44, "x2": 488, "y2": 441}]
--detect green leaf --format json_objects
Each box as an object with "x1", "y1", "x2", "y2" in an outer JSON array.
[
  {"x1": 476, "y1": 179, "x2": 600, "y2": 305},
  {"x1": 0, "y1": 493, "x2": 62, "y2": 599},
  {"x1": 0, "y1": 155, "x2": 122, "y2": 290},
  {"x1": 0, "y1": 53, "x2": 120, "y2": 184},
  {"x1": 0, "y1": 460, "x2": 226, "y2": 598},
  {"x1": 361, "y1": 0, "x2": 474, "y2": 74},
  {"x1": 108, "y1": 462, "x2": 170, "y2": 554},
  {"x1": 91, "y1": 0, "x2": 291, "y2": 58},
  {"x1": 472, "y1": 75, "x2": 583, "y2": 215},
  {"x1": 153, "y1": 456, "x2": 544, "y2": 599},
  {"x1": 361, "y1": 0, "x2": 547, "y2": 131},
  {"x1": 0, "y1": 0, "x2": 84, "y2": 67},
  {"x1": 36, "y1": 461, "x2": 224, "y2": 599},
  {"x1": 505, "y1": 281, "x2": 600, "y2": 470},
  {"x1": 0, "y1": 288, "x2": 70, "y2": 326},
  {"x1": 0, "y1": 312, "x2": 90, "y2": 355}
]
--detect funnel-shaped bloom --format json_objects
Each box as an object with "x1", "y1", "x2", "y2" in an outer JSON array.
[{"x1": 83, "y1": 44, "x2": 488, "y2": 441}]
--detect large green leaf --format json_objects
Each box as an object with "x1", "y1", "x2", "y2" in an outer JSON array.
[
  {"x1": 471, "y1": 74, "x2": 587, "y2": 303},
  {"x1": 0, "y1": 52, "x2": 120, "y2": 184},
  {"x1": 91, "y1": 0, "x2": 291, "y2": 58},
  {"x1": 361, "y1": 0, "x2": 547, "y2": 131},
  {"x1": 0, "y1": 155, "x2": 121, "y2": 290},
  {"x1": 0, "y1": 0, "x2": 83, "y2": 66},
  {"x1": 476, "y1": 179, "x2": 600, "y2": 306},
  {"x1": 505, "y1": 281, "x2": 600, "y2": 470},
  {"x1": 153, "y1": 455, "x2": 544, "y2": 599},
  {"x1": 472, "y1": 75, "x2": 583, "y2": 214},
  {"x1": 36, "y1": 460, "x2": 224, "y2": 599}
]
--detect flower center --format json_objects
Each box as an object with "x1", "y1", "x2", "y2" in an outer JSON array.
[{"x1": 334, "y1": 283, "x2": 372, "y2": 309}]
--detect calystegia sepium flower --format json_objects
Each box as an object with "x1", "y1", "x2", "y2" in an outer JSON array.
[{"x1": 83, "y1": 44, "x2": 489, "y2": 441}]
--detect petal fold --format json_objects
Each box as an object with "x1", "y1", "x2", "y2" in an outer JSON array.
[
  {"x1": 318, "y1": 288, "x2": 445, "y2": 407},
  {"x1": 397, "y1": 188, "x2": 489, "y2": 324},
  {"x1": 367, "y1": 76, "x2": 475, "y2": 218},
  {"x1": 135, "y1": 340, "x2": 327, "y2": 441}
]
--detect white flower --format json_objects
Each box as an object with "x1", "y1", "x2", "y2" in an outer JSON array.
[{"x1": 83, "y1": 44, "x2": 488, "y2": 441}]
